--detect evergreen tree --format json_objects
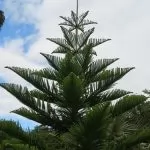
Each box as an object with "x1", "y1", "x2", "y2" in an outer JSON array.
[
  {"x1": 0, "y1": 1, "x2": 150, "y2": 149},
  {"x1": 0, "y1": 120, "x2": 44, "y2": 150},
  {"x1": 0, "y1": 0, "x2": 134, "y2": 133}
]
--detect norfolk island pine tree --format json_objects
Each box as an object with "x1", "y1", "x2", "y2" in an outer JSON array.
[{"x1": 0, "y1": 1, "x2": 150, "y2": 150}]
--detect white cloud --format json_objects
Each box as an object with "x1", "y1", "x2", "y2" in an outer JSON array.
[
  {"x1": 0, "y1": 88, "x2": 22, "y2": 114},
  {"x1": 0, "y1": 0, "x2": 150, "y2": 115}
]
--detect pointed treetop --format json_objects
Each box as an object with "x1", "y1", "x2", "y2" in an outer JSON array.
[
  {"x1": 76, "y1": 0, "x2": 79, "y2": 18},
  {"x1": 59, "y1": 0, "x2": 97, "y2": 32}
]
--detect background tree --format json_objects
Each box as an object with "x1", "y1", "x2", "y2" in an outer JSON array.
[
  {"x1": 0, "y1": 120, "x2": 44, "y2": 150},
  {"x1": 0, "y1": 10, "x2": 5, "y2": 29},
  {"x1": 0, "y1": 1, "x2": 150, "y2": 149},
  {"x1": 126, "y1": 90, "x2": 150, "y2": 150}
]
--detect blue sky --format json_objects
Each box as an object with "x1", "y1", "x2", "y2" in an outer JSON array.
[
  {"x1": 0, "y1": 21, "x2": 39, "y2": 129},
  {"x1": 0, "y1": 0, "x2": 41, "y2": 129},
  {"x1": 0, "y1": 114, "x2": 39, "y2": 130},
  {"x1": 0, "y1": 0, "x2": 150, "y2": 129},
  {"x1": 0, "y1": 21, "x2": 36, "y2": 52}
]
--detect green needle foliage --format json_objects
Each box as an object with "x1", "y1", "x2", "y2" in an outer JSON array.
[
  {"x1": 0, "y1": 1, "x2": 150, "y2": 150},
  {"x1": 0, "y1": 120, "x2": 45, "y2": 150}
]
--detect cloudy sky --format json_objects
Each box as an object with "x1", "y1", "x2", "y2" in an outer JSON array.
[{"x1": 0, "y1": 0, "x2": 150, "y2": 129}]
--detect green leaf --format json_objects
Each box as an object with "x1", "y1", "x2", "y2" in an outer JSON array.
[
  {"x1": 0, "y1": 120, "x2": 44, "y2": 149},
  {"x1": 40, "y1": 53, "x2": 62, "y2": 71},
  {"x1": 33, "y1": 68, "x2": 59, "y2": 82},
  {"x1": 82, "y1": 20, "x2": 97, "y2": 26},
  {"x1": 62, "y1": 72, "x2": 83, "y2": 108},
  {"x1": 12, "y1": 107, "x2": 50, "y2": 126},
  {"x1": 4, "y1": 67, "x2": 53, "y2": 96},
  {"x1": 61, "y1": 26, "x2": 76, "y2": 49},
  {"x1": 88, "y1": 38, "x2": 111, "y2": 47},
  {"x1": 81, "y1": 44, "x2": 93, "y2": 72},
  {"x1": 78, "y1": 11, "x2": 89, "y2": 25},
  {"x1": 86, "y1": 68, "x2": 134, "y2": 104},
  {"x1": 86, "y1": 89, "x2": 131, "y2": 106},
  {"x1": 71, "y1": 11, "x2": 77, "y2": 25},
  {"x1": 78, "y1": 28, "x2": 95, "y2": 50},
  {"x1": 0, "y1": 83, "x2": 58, "y2": 123},
  {"x1": 91, "y1": 67, "x2": 134, "y2": 84},
  {"x1": 112, "y1": 95, "x2": 147, "y2": 117},
  {"x1": 52, "y1": 46, "x2": 68, "y2": 54},
  {"x1": 121, "y1": 129, "x2": 150, "y2": 149},
  {"x1": 59, "y1": 16, "x2": 74, "y2": 26},
  {"x1": 30, "y1": 89, "x2": 58, "y2": 103},
  {"x1": 85, "y1": 58, "x2": 119, "y2": 82},
  {"x1": 62, "y1": 102, "x2": 111, "y2": 150},
  {"x1": 0, "y1": 83, "x2": 37, "y2": 110},
  {"x1": 47, "y1": 38, "x2": 71, "y2": 50}
]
